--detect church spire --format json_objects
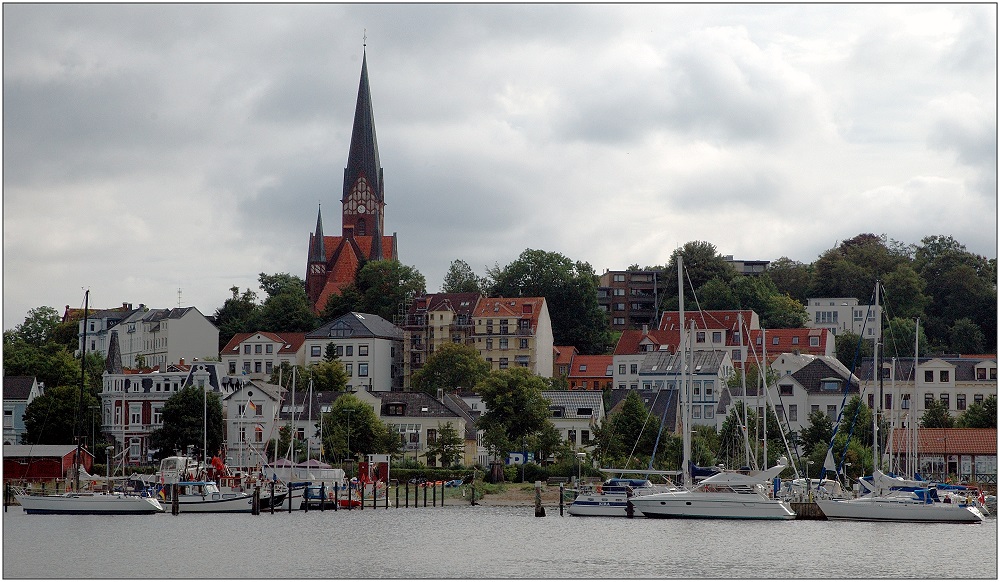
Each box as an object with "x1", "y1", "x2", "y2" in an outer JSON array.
[
  {"x1": 310, "y1": 204, "x2": 326, "y2": 262},
  {"x1": 344, "y1": 50, "x2": 382, "y2": 205}
]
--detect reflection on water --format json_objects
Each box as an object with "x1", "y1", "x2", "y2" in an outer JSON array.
[{"x1": 3, "y1": 505, "x2": 996, "y2": 579}]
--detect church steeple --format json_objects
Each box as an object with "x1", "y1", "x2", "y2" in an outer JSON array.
[
  {"x1": 342, "y1": 49, "x2": 385, "y2": 246},
  {"x1": 310, "y1": 204, "x2": 326, "y2": 262}
]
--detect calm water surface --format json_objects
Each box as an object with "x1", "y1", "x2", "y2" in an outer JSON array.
[{"x1": 3, "y1": 504, "x2": 997, "y2": 579}]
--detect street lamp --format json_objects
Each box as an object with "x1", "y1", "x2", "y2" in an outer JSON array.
[
  {"x1": 343, "y1": 408, "x2": 354, "y2": 469},
  {"x1": 576, "y1": 452, "x2": 586, "y2": 488}
]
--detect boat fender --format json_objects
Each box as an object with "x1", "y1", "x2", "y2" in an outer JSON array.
[{"x1": 596, "y1": 485, "x2": 602, "y2": 494}]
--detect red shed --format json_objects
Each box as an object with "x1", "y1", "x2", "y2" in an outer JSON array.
[{"x1": 3, "y1": 445, "x2": 94, "y2": 482}]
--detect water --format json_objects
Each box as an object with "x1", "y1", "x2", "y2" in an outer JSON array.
[{"x1": 3, "y1": 504, "x2": 997, "y2": 579}]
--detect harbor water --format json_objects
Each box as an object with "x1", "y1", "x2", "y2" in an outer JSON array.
[{"x1": 3, "y1": 504, "x2": 997, "y2": 579}]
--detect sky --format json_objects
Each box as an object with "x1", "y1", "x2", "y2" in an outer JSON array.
[{"x1": 3, "y1": 3, "x2": 997, "y2": 330}]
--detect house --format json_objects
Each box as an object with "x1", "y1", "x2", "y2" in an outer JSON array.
[
  {"x1": 472, "y1": 297, "x2": 554, "y2": 377},
  {"x1": 761, "y1": 356, "x2": 862, "y2": 433},
  {"x1": 107, "y1": 305, "x2": 219, "y2": 369},
  {"x1": 399, "y1": 293, "x2": 481, "y2": 389},
  {"x1": 597, "y1": 269, "x2": 664, "y2": 331},
  {"x1": 855, "y1": 356, "x2": 997, "y2": 425},
  {"x1": 612, "y1": 327, "x2": 677, "y2": 390},
  {"x1": 74, "y1": 303, "x2": 136, "y2": 357},
  {"x1": 541, "y1": 390, "x2": 604, "y2": 452},
  {"x1": 888, "y1": 427, "x2": 996, "y2": 485},
  {"x1": 223, "y1": 380, "x2": 284, "y2": 468},
  {"x1": 659, "y1": 309, "x2": 760, "y2": 367},
  {"x1": 750, "y1": 328, "x2": 834, "y2": 360},
  {"x1": 636, "y1": 350, "x2": 734, "y2": 428},
  {"x1": 221, "y1": 331, "x2": 307, "y2": 379},
  {"x1": 553, "y1": 345, "x2": 577, "y2": 378},
  {"x1": 805, "y1": 297, "x2": 882, "y2": 338},
  {"x1": 305, "y1": 312, "x2": 404, "y2": 392},
  {"x1": 566, "y1": 354, "x2": 614, "y2": 391},
  {"x1": 377, "y1": 391, "x2": 475, "y2": 466},
  {"x1": 607, "y1": 388, "x2": 681, "y2": 439},
  {"x1": 3, "y1": 445, "x2": 94, "y2": 482},
  {"x1": 3, "y1": 376, "x2": 43, "y2": 445}
]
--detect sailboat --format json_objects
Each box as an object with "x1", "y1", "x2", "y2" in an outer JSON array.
[
  {"x1": 15, "y1": 291, "x2": 163, "y2": 515},
  {"x1": 629, "y1": 256, "x2": 795, "y2": 520},
  {"x1": 814, "y1": 284, "x2": 983, "y2": 524}
]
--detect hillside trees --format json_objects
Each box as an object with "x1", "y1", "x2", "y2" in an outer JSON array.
[
  {"x1": 441, "y1": 259, "x2": 484, "y2": 293},
  {"x1": 320, "y1": 259, "x2": 426, "y2": 324},
  {"x1": 476, "y1": 367, "x2": 554, "y2": 461},
  {"x1": 487, "y1": 249, "x2": 611, "y2": 354},
  {"x1": 410, "y1": 342, "x2": 490, "y2": 397}
]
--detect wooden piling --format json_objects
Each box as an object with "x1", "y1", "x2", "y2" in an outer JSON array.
[
  {"x1": 433, "y1": 483, "x2": 437, "y2": 507},
  {"x1": 534, "y1": 481, "x2": 545, "y2": 517},
  {"x1": 405, "y1": 482, "x2": 409, "y2": 508},
  {"x1": 270, "y1": 481, "x2": 275, "y2": 514},
  {"x1": 171, "y1": 484, "x2": 179, "y2": 515},
  {"x1": 252, "y1": 486, "x2": 260, "y2": 515},
  {"x1": 360, "y1": 484, "x2": 364, "y2": 510},
  {"x1": 559, "y1": 484, "x2": 564, "y2": 516},
  {"x1": 423, "y1": 482, "x2": 428, "y2": 507},
  {"x1": 333, "y1": 483, "x2": 339, "y2": 511},
  {"x1": 347, "y1": 483, "x2": 352, "y2": 510},
  {"x1": 320, "y1": 483, "x2": 326, "y2": 512},
  {"x1": 395, "y1": 481, "x2": 399, "y2": 508}
]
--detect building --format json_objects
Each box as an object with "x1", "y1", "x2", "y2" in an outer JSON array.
[
  {"x1": 305, "y1": 312, "x2": 404, "y2": 392},
  {"x1": 761, "y1": 356, "x2": 862, "y2": 434},
  {"x1": 220, "y1": 332, "x2": 307, "y2": 379},
  {"x1": 542, "y1": 390, "x2": 605, "y2": 452},
  {"x1": 607, "y1": 388, "x2": 680, "y2": 439},
  {"x1": 597, "y1": 269, "x2": 664, "y2": 331},
  {"x1": 106, "y1": 306, "x2": 219, "y2": 370},
  {"x1": 805, "y1": 297, "x2": 882, "y2": 338},
  {"x1": 306, "y1": 50, "x2": 398, "y2": 313},
  {"x1": 223, "y1": 380, "x2": 285, "y2": 468},
  {"x1": 3, "y1": 376, "x2": 43, "y2": 445},
  {"x1": 74, "y1": 303, "x2": 136, "y2": 356},
  {"x1": 722, "y1": 255, "x2": 769, "y2": 276},
  {"x1": 659, "y1": 309, "x2": 760, "y2": 367},
  {"x1": 378, "y1": 391, "x2": 477, "y2": 467},
  {"x1": 398, "y1": 292, "x2": 481, "y2": 388},
  {"x1": 565, "y1": 354, "x2": 614, "y2": 391},
  {"x1": 888, "y1": 428, "x2": 996, "y2": 485},
  {"x1": 3, "y1": 445, "x2": 94, "y2": 483},
  {"x1": 856, "y1": 356, "x2": 997, "y2": 426},
  {"x1": 633, "y1": 350, "x2": 734, "y2": 428},
  {"x1": 471, "y1": 297, "x2": 554, "y2": 377},
  {"x1": 753, "y1": 328, "x2": 835, "y2": 360}
]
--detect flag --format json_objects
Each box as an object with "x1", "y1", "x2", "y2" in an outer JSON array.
[
  {"x1": 978, "y1": 490, "x2": 986, "y2": 506},
  {"x1": 247, "y1": 400, "x2": 257, "y2": 414}
]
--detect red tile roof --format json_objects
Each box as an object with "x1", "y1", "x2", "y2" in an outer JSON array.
[
  {"x1": 312, "y1": 234, "x2": 397, "y2": 312},
  {"x1": 567, "y1": 355, "x2": 613, "y2": 378},
  {"x1": 473, "y1": 297, "x2": 546, "y2": 328},
  {"x1": 221, "y1": 332, "x2": 307, "y2": 355},
  {"x1": 658, "y1": 309, "x2": 756, "y2": 332},
  {"x1": 889, "y1": 428, "x2": 997, "y2": 455},
  {"x1": 553, "y1": 346, "x2": 577, "y2": 366},
  {"x1": 613, "y1": 329, "x2": 678, "y2": 355}
]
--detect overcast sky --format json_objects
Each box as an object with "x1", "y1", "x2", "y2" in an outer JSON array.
[{"x1": 3, "y1": 3, "x2": 996, "y2": 329}]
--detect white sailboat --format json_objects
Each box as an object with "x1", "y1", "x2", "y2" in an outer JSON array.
[
  {"x1": 814, "y1": 283, "x2": 983, "y2": 524},
  {"x1": 630, "y1": 256, "x2": 795, "y2": 520},
  {"x1": 15, "y1": 291, "x2": 163, "y2": 515}
]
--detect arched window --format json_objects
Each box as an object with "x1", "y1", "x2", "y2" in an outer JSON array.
[{"x1": 357, "y1": 218, "x2": 367, "y2": 236}]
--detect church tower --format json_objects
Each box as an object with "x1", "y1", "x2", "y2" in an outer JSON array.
[{"x1": 306, "y1": 48, "x2": 398, "y2": 313}]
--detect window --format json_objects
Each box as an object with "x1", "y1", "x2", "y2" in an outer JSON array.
[
  {"x1": 567, "y1": 429, "x2": 577, "y2": 444},
  {"x1": 255, "y1": 426, "x2": 263, "y2": 442},
  {"x1": 520, "y1": 338, "x2": 528, "y2": 349},
  {"x1": 228, "y1": 361, "x2": 236, "y2": 374},
  {"x1": 577, "y1": 407, "x2": 593, "y2": 416},
  {"x1": 901, "y1": 394, "x2": 911, "y2": 409},
  {"x1": 254, "y1": 344, "x2": 262, "y2": 354},
  {"x1": 924, "y1": 370, "x2": 933, "y2": 383},
  {"x1": 811, "y1": 405, "x2": 819, "y2": 414},
  {"x1": 499, "y1": 358, "x2": 509, "y2": 369},
  {"x1": 244, "y1": 344, "x2": 252, "y2": 354},
  {"x1": 358, "y1": 363, "x2": 369, "y2": 377},
  {"x1": 977, "y1": 367, "x2": 987, "y2": 380},
  {"x1": 619, "y1": 364, "x2": 626, "y2": 374},
  {"x1": 974, "y1": 394, "x2": 984, "y2": 405},
  {"x1": 957, "y1": 394, "x2": 967, "y2": 411},
  {"x1": 426, "y1": 429, "x2": 438, "y2": 444},
  {"x1": 704, "y1": 405, "x2": 714, "y2": 419},
  {"x1": 255, "y1": 361, "x2": 262, "y2": 373},
  {"x1": 581, "y1": 430, "x2": 590, "y2": 444},
  {"x1": 345, "y1": 364, "x2": 353, "y2": 376},
  {"x1": 311, "y1": 346, "x2": 321, "y2": 357},
  {"x1": 239, "y1": 426, "x2": 246, "y2": 443},
  {"x1": 295, "y1": 428, "x2": 305, "y2": 441},
  {"x1": 780, "y1": 385, "x2": 793, "y2": 396},
  {"x1": 884, "y1": 394, "x2": 892, "y2": 410},
  {"x1": 732, "y1": 349, "x2": 741, "y2": 361},
  {"x1": 925, "y1": 393, "x2": 934, "y2": 408},
  {"x1": 788, "y1": 404, "x2": 797, "y2": 422},
  {"x1": 266, "y1": 344, "x2": 273, "y2": 354},
  {"x1": 691, "y1": 404, "x2": 702, "y2": 419},
  {"x1": 152, "y1": 406, "x2": 163, "y2": 425},
  {"x1": 129, "y1": 404, "x2": 142, "y2": 425},
  {"x1": 613, "y1": 318, "x2": 625, "y2": 325},
  {"x1": 827, "y1": 405, "x2": 836, "y2": 418},
  {"x1": 359, "y1": 345, "x2": 369, "y2": 356},
  {"x1": 712, "y1": 331, "x2": 722, "y2": 343},
  {"x1": 499, "y1": 338, "x2": 508, "y2": 350},
  {"x1": 772, "y1": 336, "x2": 779, "y2": 345},
  {"x1": 696, "y1": 332, "x2": 705, "y2": 343},
  {"x1": 630, "y1": 364, "x2": 638, "y2": 374},
  {"x1": 940, "y1": 393, "x2": 949, "y2": 409},
  {"x1": 4, "y1": 410, "x2": 14, "y2": 428},
  {"x1": 265, "y1": 361, "x2": 273, "y2": 374},
  {"x1": 809, "y1": 336, "x2": 819, "y2": 347},
  {"x1": 940, "y1": 370, "x2": 950, "y2": 383},
  {"x1": 704, "y1": 382, "x2": 713, "y2": 397},
  {"x1": 791, "y1": 336, "x2": 799, "y2": 345},
  {"x1": 346, "y1": 346, "x2": 354, "y2": 356}
]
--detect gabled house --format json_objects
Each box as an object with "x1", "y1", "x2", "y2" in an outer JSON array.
[
  {"x1": 635, "y1": 349, "x2": 734, "y2": 428},
  {"x1": 542, "y1": 390, "x2": 604, "y2": 452},
  {"x1": 566, "y1": 354, "x2": 614, "y2": 391},
  {"x1": 3, "y1": 376, "x2": 43, "y2": 445},
  {"x1": 221, "y1": 331, "x2": 307, "y2": 379},
  {"x1": 472, "y1": 297, "x2": 554, "y2": 377},
  {"x1": 759, "y1": 356, "x2": 861, "y2": 433},
  {"x1": 223, "y1": 380, "x2": 284, "y2": 468},
  {"x1": 553, "y1": 345, "x2": 578, "y2": 379},
  {"x1": 107, "y1": 305, "x2": 219, "y2": 370},
  {"x1": 74, "y1": 303, "x2": 137, "y2": 357},
  {"x1": 658, "y1": 309, "x2": 759, "y2": 367},
  {"x1": 305, "y1": 312, "x2": 403, "y2": 392},
  {"x1": 749, "y1": 328, "x2": 834, "y2": 360},
  {"x1": 4, "y1": 445, "x2": 94, "y2": 482},
  {"x1": 377, "y1": 391, "x2": 473, "y2": 466}
]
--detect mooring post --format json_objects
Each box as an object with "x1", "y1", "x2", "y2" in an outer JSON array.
[
  {"x1": 360, "y1": 483, "x2": 364, "y2": 510},
  {"x1": 320, "y1": 483, "x2": 326, "y2": 512},
  {"x1": 304, "y1": 486, "x2": 309, "y2": 513},
  {"x1": 405, "y1": 482, "x2": 409, "y2": 508},
  {"x1": 333, "y1": 482, "x2": 339, "y2": 511},
  {"x1": 559, "y1": 483, "x2": 564, "y2": 516},
  {"x1": 433, "y1": 482, "x2": 437, "y2": 507},
  {"x1": 441, "y1": 481, "x2": 444, "y2": 507},
  {"x1": 534, "y1": 480, "x2": 545, "y2": 517},
  {"x1": 252, "y1": 486, "x2": 260, "y2": 515},
  {"x1": 347, "y1": 482, "x2": 352, "y2": 510},
  {"x1": 287, "y1": 485, "x2": 293, "y2": 513},
  {"x1": 269, "y1": 481, "x2": 275, "y2": 514},
  {"x1": 395, "y1": 482, "x2": 399, "y2": 508},
  {"x1": 423, "y1": 482, "x2": 428, "y2": 507},
  {"x1": 171, "y1": 484, "x2": 179, "y2": 515}
]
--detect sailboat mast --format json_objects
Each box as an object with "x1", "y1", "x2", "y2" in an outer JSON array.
[
  {"x1": 873, "y1": 281, "x2": 882, "y2": 478},
  {"x1": 679, "y1": 255, "x2": 691, "y2": 488},
  {"x1": 737, "y1": 313, "x2": 751, "y2": 468},
  {"x1": 75, "y1": 290, "x2": 90, "y2": 493}
]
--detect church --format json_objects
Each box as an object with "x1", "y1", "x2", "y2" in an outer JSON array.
[{"x1": 306, "y1": 50, "x2": 398, "y2": 313}]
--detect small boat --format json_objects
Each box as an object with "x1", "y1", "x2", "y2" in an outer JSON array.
[
  {"x1": 815, "y1": 488, "x2": 984, "y2": 523},
  {"x1": 15, "y1": 487, "x2": 163, "y2": 515},
  {"x1": 163, "y1": 481, "x2": 255, "y2": 513},
  {"x1": 568, "y1": 477, "x2": 678, "y2": 517},
  {"x1": 157, "y1": 455, "x2": 285, "y2": 512}
]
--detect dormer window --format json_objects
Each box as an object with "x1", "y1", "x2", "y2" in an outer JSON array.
[{"x1": 387, "y1": 403, "x2": 405, "y2": 416}]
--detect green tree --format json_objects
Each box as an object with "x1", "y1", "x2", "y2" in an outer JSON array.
[
  {"x1": 809, "y1": 234, "x2": 909, "y2": 302},
  {"x1": 266, "y1": 424, "x2": 306, "y2": 463},
  {"x1": 320, "y1": 284, "x2": 363, "y2": 323},
  {"x1": 604, "y1": 390, "x2": 661, "y2": 465},
  {"x1": 410, "y1": 342, "x2": 490, "y2": 397},
  {"x1": 441, "y1": 259, "x2": 484, "y2": 293},
  {"x1": 956, "y1": 396, "x2": 997, "y2": 428},
  {"x1": 799, "y1": 409, "x2": 834, "y2": 457},
  {"x1": 487, "y1": 249, "x2": 611, "y2": 354},
  {"x1": 920, "y1": 400, "x2": 955, "y2": 428},
  {"x1": 12, "y1": 306, "x2": 62, "y2": 347},
  {"x1": 476, "y1": 367, "x2": 553, "y2": 460},
  {"x1": 3, "y1": 337, "x2": 85, "y2": 395},
  {"x1": 765, "y1": 257, "x2": 813, "y2": 304},
  {"x1": 949, "y1": 318, "x2": 986, "y2": 355},
  {"x1": 147, "y1": 384, "x2": 224, "y2": 460},
  {"x1": 661, "y1": 242, "x2": 738, "y2": 310},
  {"x1": 834, "y1": 331, "x2": 874, "y2": 370},
  {"x1": 258, "y1": 273, "x2": 317, "y2": 332},
  {"x1": 310, "y1": 360, "x2": 349, "y2": 393},
  {"x1": 354, "y1": 259, "x2": 427, "y2": 323},
  {"x1": 21, "y1": 384, "x2": 100, "y2": 445},
  {"x1": 213, "y1": 286, "x2": 262, "y2": 350},
  {"x1": 882, "y1": 263, "x2": 930, "y2": 320},
  {"x1": 882, "y1": 318, "x2": 929, "y2": 359},
  {"x1": 320, "y1": 394, "x2": 392, "y2": 462},
  {"x1": 423, "y1": 422, "x2": 465, "y2": 466}
]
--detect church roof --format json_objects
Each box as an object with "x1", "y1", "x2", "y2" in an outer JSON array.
[{"x1": 344, "y1": 51, "x2": 382, "y2": 205}]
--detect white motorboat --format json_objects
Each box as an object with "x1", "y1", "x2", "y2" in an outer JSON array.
[
  {"x1": 161, "y1": 480, "x2": 256, "y2": 513},
  {"x1": 16, "y1": 489, "x2": 163, "y2": 515},
  {"x1": 630, "y1": 460, "x2": 796, "y2": 520},
  {"x1": 815, "y1": 489, "x2": 984, "y2": 523},
  {"x1": 568, "y1": 478, "x2": 678, "y2": 517}
]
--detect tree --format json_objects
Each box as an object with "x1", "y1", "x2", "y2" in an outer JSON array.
[
  {"x1": 310, "y1": 360, "x2": 349, "y2": 393},
  {"x1": 834, "y1": 331, "x2": 873, "y2": 371},
  {"x1": 319, "y1": 394, "x2": 392, "y2": 462},
  {"x1": 13, "y1": 306, "x2": 62, "y2": 347},
  {"x1": 147, "y1": 384, "x2": 224, "y2": 460},
  {"x1": 423, "y1": 422, "x2": 465, "y2": 467},
  {"x1": 881, "y1": 263, "x2": 930, "y2": 320},
  {"x1": 410, "y1": 342, "x2": 490, "y2": 397},
  {"x1": 21, "y1": 384, "x2": 99, "y2": 445},
  {"x1": 441, "y1": 259, "x2": 484, "y2": 293},
  {"x1": 949, "y1": 318, "x2": 986, "y2": 355},
  {"x1": 799, "y1": 409, "x2": 834, "y2": 457},
  {"x1": 257, "y1": 273, "x2": 317, "y2": 332},
  {"x1": 766, "y1": 257, "x2": 813, "y2": 304},
  {"x1": 355, "y1": 259, "x2": 427, "y2": 323},
  {"x1": 601, "y1": 390, "x2": 661, "y2": 465},
  {"x1": 320, "y1": 284, "x2": 363, "y2": 323},
  {"x1": 920, "y1": 400, "x2": 955, "y2": 429},
  {"x1": 213, "y1": 286, "x2": 262, "y2": 350},
  {"x1": 487, "y1": 249, "x2": 611, "y2": 354},
  {"x1": 882, "y1": 317, "x2": 929, "y2": 359},
  {"x1": 266, "y1": 424, "x2": 306, "y2": 463},
  {"x1": 956, "y1": 396, "x2": 997, "y2": 428},
  {"x1": 476, "y1": 367, "x2": 553, "y2": 460}
]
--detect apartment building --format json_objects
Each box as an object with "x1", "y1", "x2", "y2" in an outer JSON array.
[
  {"x1": 398, "y1": 293, "x2": 480, "y2": 389},
  {"x1": 598, "y1": 269, "x2": 664, "y2": 331},
  {"x1": 805, "y1": 297, "x2": 882, "y2": 338},
  {"x1": 106, "y1": 306, "x2": 218, "y2": 370},
  {"x1": 220, "y1": 332, "x2": 306, "y2": 379},
  {"x1": 472, "y1": 297, "x2": 554, "y2": 378},
  {"x1": 305, "y1": 312, "x2": 404, "y2": 392}
]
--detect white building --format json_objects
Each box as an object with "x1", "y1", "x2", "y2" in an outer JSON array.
[
  {"x1": 223, "y1": 380, "x2": 284, "y2": 468},
  {"x1": 541, "y1": 390, "x2": 605, "y2": 452},
  {"x1": 220, "y1": 332, "x2": 307, "y2": 379},
  {"x1": 304, "y1": 312, "x2": 404, "y2": 392},
  {"x1": 805, "y1": 297, "x2": 882, "y2": 339},
  {"x1": 107, "y1": 306, "x2": 219, "y2": 370}
]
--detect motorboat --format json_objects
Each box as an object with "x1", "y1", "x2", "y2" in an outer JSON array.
[
  {"x1": 568, "y1": 478, "x2": 678, "y2": 517},
  {"x1": 630, "y1": 460, "x2": 796, "y2": 520},
  {"x1": 815, "y1": 474, "x2": 984, "y2": 523},
  {"x1": 161, "y1": 480, "x2": 257, "y2": 513},
  {"x1": 15, "y1": 488, "x2": 163, "y2": 515}
]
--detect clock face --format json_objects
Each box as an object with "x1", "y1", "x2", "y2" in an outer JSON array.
[{"x1": 358, "y1": 204, "x2": 366, "y2": 214}]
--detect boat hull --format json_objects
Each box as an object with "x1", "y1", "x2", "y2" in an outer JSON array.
[
  {"x1": 16, "y1": 493, "x2": 163, "y2": 515},
  {"x1": 567, "y1": 494, "x2": 644, "y2": 517},
  {"x1": 172, "y1": 494, "x2": 255, "y2": 513},
  {"x1": 631, "y1": 491, "x2": 796, "y2": 520},
  {"x1": 815, "y1": 497, "x2": 984, "y2": 523}
]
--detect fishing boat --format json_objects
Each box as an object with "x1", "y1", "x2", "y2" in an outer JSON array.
[
  {"x1": 14, "y1": 291, "x2": 164, "y2": 515},
  {"x1": 814, "y1": 286, "x2": 983, "y2": 524},
  {"x1": 156, "y1": 455, "x2": 285, "y2": 512}
]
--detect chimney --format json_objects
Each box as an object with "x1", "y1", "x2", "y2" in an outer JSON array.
[
  {"x1": 642, "y1": 324, "x2": 649, "y2": 335},
  {"x1": 437, "y1": 388, "x2": 445, "y2": 403},
  {"x1": 179, "y1": 358, "x2": 185, "y2": 366}
]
